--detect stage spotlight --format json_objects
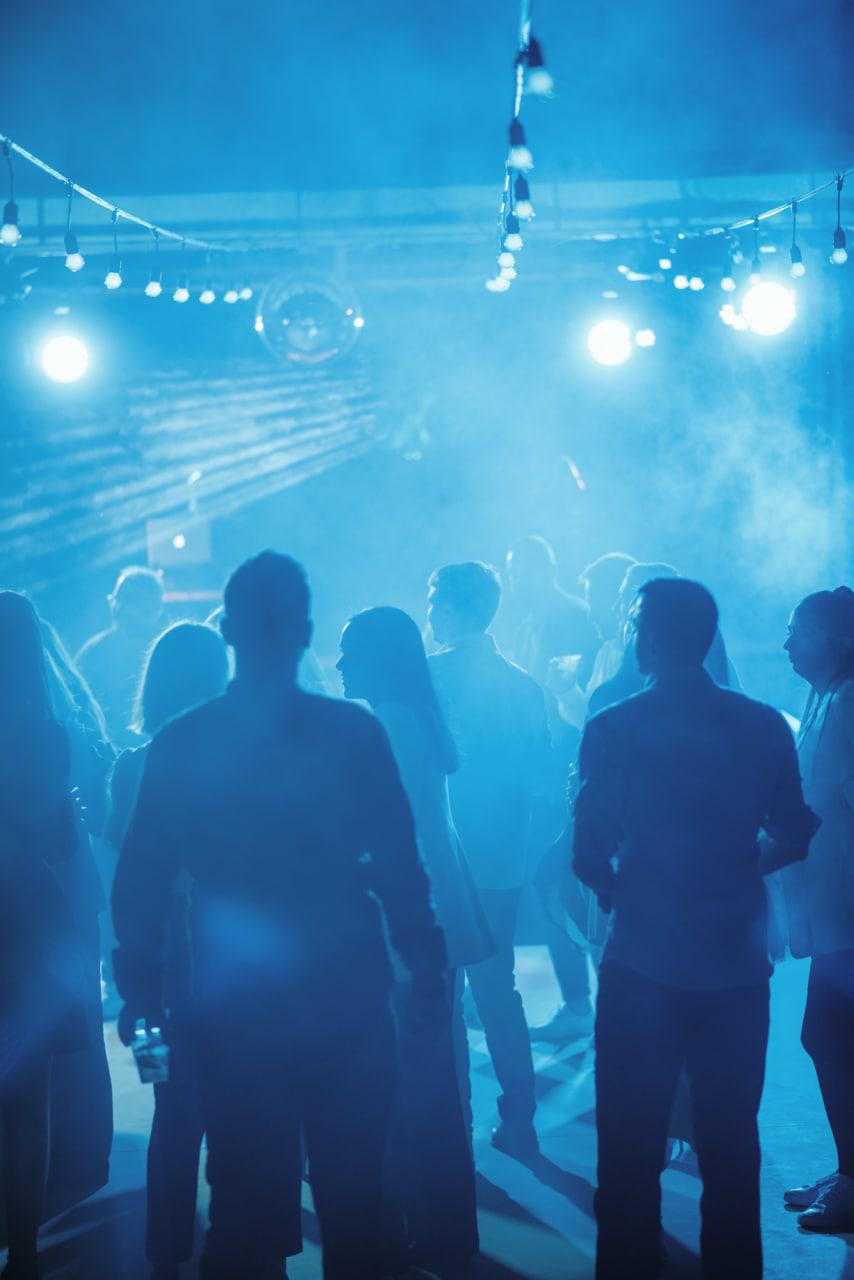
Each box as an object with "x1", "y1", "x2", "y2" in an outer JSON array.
[
  {"x1": 635, "y1": 328, "x2": 656, "y2": 348},
  {"x1": 587, "y1": 319, "x2": 632, "y2": 366},
  {"x1": 41, "y1": 334, "x2": 89, "y2": 383},
  {"x1": 257, "y1": 275, "x2": 365, "y2": 363},
  {"x1": 741, "y1": 281, "x2": 796, "y2": 336}
]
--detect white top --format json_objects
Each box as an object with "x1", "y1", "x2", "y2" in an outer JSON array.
[
  {"x1": 375, "y1": 700, "x2": 494, "y2": 970},
  {"x1": 782, "y1": 678, "x2": 854, "y2": 957}
]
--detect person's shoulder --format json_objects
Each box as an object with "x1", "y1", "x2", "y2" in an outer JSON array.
[
  {"x1": 300, "y1": 690, "x2": 382, "y2": 737},
  {"x1": 586, "y1": 686, "x2": 646, "y2": 733},
  {"x1": 713, "y1": 685, "x2": 794, "y2": 739},
  {"x1": 831, "y1": 677, "x2": 854, "y2": 720},
  {"x1": 153, "y1": 693, "x2": 231, "y2": 749}
]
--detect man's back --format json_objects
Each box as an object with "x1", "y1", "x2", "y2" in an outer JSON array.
[
  {"x1": 429, "y1": 634, "x2": 549, "y2": 888},
  {"x1": 574, "y1": 668, "x2": 814, "y2": 988},
  {"x1": 114, "y1": 684, "x2": 441, "y2": 1011}
]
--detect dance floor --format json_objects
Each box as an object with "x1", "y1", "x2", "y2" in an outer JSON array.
[{"x1": 21, "y1": 951, "x2": 854, "y2": 1279}]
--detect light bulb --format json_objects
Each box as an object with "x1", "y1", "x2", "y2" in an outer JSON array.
[
  {"x1": 508, "y1": 120, "x2": 534, "y2": 171},
  {"x1": 254, "y1": 314, "x2": 264, "y2": 332},
  {"x1": 64, "y1": 230, "x2": 84, "y2": 272},
  {"x1": 104, "y1": 258, "x2": 123, "y2": 290},
  {"x1": 635, "y1": 328, "x2": 656, "y2": 348},
  {"x1": 514, "y1": 175, "x2": 535, "y2": 220},
  {"x1": 497, "y1": 250, "x2": 515, "y2": 268},
  {"x1": 688, "y1": 276, "x2": 704, "y2": 291},
  {"x1": 500, "y1": 266, "x2": 517, "y2": 280},
  {"x1": 673, "y1": 274, "x2": 689, "y2": 290},
  {"x1": 523, "y1": 36, "x2": 554, "y2": 96},
  {"x1": 239, "y1": 286, "x2": 254, "y2": 301},
  {"x1": 719, "y1": 303, "x2": 735, "y2": 326},
  {"x1": 145, "y1": 273, "x2": 163, "y2": 298},
  {"x1": 173, "y1": 275, "x2": 190, "y2": 303},
  {"x1": 1, "y1": 199, "x2": 21, "y2": 245},
  {"x1": 199, "y1": 283, "x2": 216, "y2": 305},
  {"x1": 485, "y1": 276, "x2": 511, "y2": 293},
  {"x1": 223, "y1": 287, "x2": 239, "y2": 304},
  {"x1": 721, "y1": 275, "x2": 736, "y2": 292},
  {"x1": 658, "y1": 256, "x2": 672, "y2": 271},
  {"x1": 831, "y1": 227, "x2": 848, "y2": 265}
]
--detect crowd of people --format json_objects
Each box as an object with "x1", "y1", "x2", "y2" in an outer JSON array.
[{"x1": 0, "y1": 541, "x2": 852, "y2": 1280}]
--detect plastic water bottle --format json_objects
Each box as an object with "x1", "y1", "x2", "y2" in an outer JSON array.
[{"x1": 132, "y1": 1022, "x2": 170, "y2": 1084}]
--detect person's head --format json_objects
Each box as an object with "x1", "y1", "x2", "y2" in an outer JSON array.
[
  {"x1": 110, "y1": 566, "x2": 164, "y2": 634},
  {"x1": 0, "y1": 590, "x2": 53, "y2": 719},
  {"x1": 427, "y1": 561, "x2": 502, "y2": 646},
  {"x1": 578, "y1": 552, "x2": 637, "y2": 636},
  {"x1": 338, "y1": 606, "x2": 457, "y2": 774},
  {"x1": 784, "y1": 587, "x2": 854, "y2": 693},
  {"x1": 505, "y1": 535, "x2": 558, "y2": 609},
  {"x1": 134, "y1": 622, "x2": 229, "y2": 737},
  {"x1": 631, "y1": 578, "x2": 719, "y2": 675},
  {"x1": 616, "y1": 561, "x2": 679, "y2": 633},
  {"x1": 220, "y1": 551, "x2": 312, "y2": 679}
]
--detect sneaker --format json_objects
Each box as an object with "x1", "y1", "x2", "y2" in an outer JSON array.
[
  {"x1": 528, "y1": 1003, "x2": 593, "y2": 1044},
  {"x1": 491, "y1": 1118, "x2": 539, "y2": 1160},
  {"x1": 784, "y1": 1170, "x2": 838, "y2": 1208},
  {"x1": 798, "y1": 1173, "x2": 854, "y2": 1233}
]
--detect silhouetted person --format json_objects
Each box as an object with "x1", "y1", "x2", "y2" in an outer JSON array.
[
  {"x1": 779, "y1": 587, "x2": 854, "y2": 1232},
  {"x1": 0, "y1": 593, "x2": 87, "y2": 1280},
  {"x1": 77, "y1": 566, "x2": 165, "y2": 748},
  {"x1": 574, "y1": 578, "x2": 819, "y2": 1280},
  {"x1": 107, "y1": 622, "x2": 229, "y2": 1280},
  {"x1": 586, "y1": 562, "x2": 678, "y2": 718},
  {"x1": 506, "y1": 535, "x2": 599, "y2": 690},
  {"x1": 427, "y1": 561, "x2": 547, "y2": 1158},
  {"x1": 338, "y1": 606, "x2": 492, "y2": 1273},
  {"x1": 112, "y1": 552, "x2": 446, "y2": 1280},
  {"x1": 578, "y1": 552, "x2": 637, "y2": 697}
]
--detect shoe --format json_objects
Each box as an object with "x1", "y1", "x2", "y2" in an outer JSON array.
[
  {"x1": 798, "y1": 1173, "x2": 854, "y2": 1232},
  {"x1": 784, "y1": 1170, "x2": 838, "y2": 1208},
  {"x1": 528, "y1": 1003, "x2": 593, "y2": 1043},
  {"x1": 491, "y1": 1118, "x2": 539, "y2": 1160}
]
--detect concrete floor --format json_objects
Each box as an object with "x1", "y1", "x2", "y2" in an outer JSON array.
[{"x1": 13, "y1": 950, "x2": 854, "y2": 1279}]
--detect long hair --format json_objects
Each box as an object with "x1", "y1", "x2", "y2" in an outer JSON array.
[
  {"x1": 344, "y1": 606, "x2": 458, "y2": 775},
  {"x1": 40, "y1": 617, "x2": 110, "y2": 742},
  {"x1": 0, "y1": 591, "x2": 55, "y2": 725},
  {"x1": 133, "y1": 622, "x2": 229, "y2": 737},
  {"x1": 796, "y1": 586, "x2": 854, "y2": 739}
]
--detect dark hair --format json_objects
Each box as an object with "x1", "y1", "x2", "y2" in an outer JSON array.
[
  {"x1": 796, "y1": 587, "x2": 854, "y2": 681},
  {"x1": 134, "y1": 622, "x2": 229, "y2": 736},
  {"x1": 579, "y1": 551, "x2": 636, "y2": 597},
  {"x1": 0, "y1": 591, "x2": 55, "y2": 722},
  {"x1": 224, "y1": 551, "x2": 310, "y2": 644},
  {"x1": 637, "y1": 578, "x2": 719, "y2": 667},
  {"x1": 344, "y1": 606, "x2": 458, "y2": 775},
  {"x1": 429, "y1": 561, "x2": 502, "y2": 633}
]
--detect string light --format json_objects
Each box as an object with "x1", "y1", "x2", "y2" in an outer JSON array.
[
  {"x1": 104, "y1": 209, "x2": 123, "y2": 290},
  {"x1": 673, "y1": 273, "x2": 689, "y2": 290},
  {"x1": 497, "y1": 250, "x2": 515, "y2": 268},
  {"x1": 508, "y1": 119, "x2": 534, "y2": 171},
  {"x1": 688, "y1": 276, "x2": 705, "y2": 291},
  {"x1": 520, "y1": 36, "x2": 554, "y2": 97},
  {"x1": 831, "y1": 175, "x2": 848, "y2": 265},
  {"x1": 63, "y1": 185, "x2": 85, "y2": 272},
  {"x1": 239, "y1": 286, "x2": 254, "y2": 301},
  {"x1": 485, "y1": 275, "x2": 512, "y2": 293},
  {"x1": 788, "y1": 200, "x2": 806, "y2": 278},
  {"x1": 223, "y1": 286, "x2": 239, "y2": 304},
  {"x1": 173, "y1": 274, "x2": 190, "y2": 303},
  {"x1": 658, "y1": 254, "x2": 673, "y2": 271},
  {"x1": 514, "y1": 174, "x2": 535, "y2": 220},
  {"x1": 721, "y1": 236, "x2": 736, "y2": 291},
  {"x1": 199, "y1": 281, "x2": 216, "y2": 305},
  {"x1": 503, "y1": 211, "x2": 524, "y2": 252},
  {"x1": 1, "y1": 140, "x2": 20, "y2": 245},
  {"x1": 145, "y1": 230, "x2": 162, "y2": 297},
  {"x1": 500, "y1": 265, "x2": 518, "y2": 280},
  {"x1": 749, "y1": 217, "x2": 762, "y2": 282}
]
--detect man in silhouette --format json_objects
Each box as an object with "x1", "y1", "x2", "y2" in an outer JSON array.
[
  {"x1": 77, "y1": 565, "x2": 165, "y2": 747},
  {"x1": 574, "y1": 577, "x2": 819, "y2": 1280},
  {"x1": 113, "y1": 552, "x2": 446, "y2": 1280},
  {"x1": 428, "y1": 560, "x2": 548, "y2": 1158},
  {"x1": 505, "y1": 535, "x2": 600, "y2": 690}
]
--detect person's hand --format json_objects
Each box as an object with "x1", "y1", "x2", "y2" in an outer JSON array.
[{"x1": 116, "y1": 1004, "x2": 167, "y2": 1047}]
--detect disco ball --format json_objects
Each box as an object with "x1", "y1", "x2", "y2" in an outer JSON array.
[{"x1": 256, "y1": 275, "x2": 364, "y2": 364}]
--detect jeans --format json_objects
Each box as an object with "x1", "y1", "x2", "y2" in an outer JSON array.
[
  {"x1": 594, "y1": 961, "x2": 769, "y2": 1280},
  {"x1": 147, "y1": 1010, "x2": 205, "y2": 1264},
  {"x1": 801, "y1": 949, "x2": 854, "y2": 1178},
  {"x1": 465, "y1": 886, "x2": 536, "y2": 1122},
  {"x1": 196, "y1": 991, "x2": 397, "y2": 1280}
]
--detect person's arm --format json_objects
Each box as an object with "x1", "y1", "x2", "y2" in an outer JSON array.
[
  {"x1": 759, "y1": 709, "x2": 821, "y2": 874},
  {"x1": 572, "y1": 713, "x2": 623, "y2": 904},
  {"x1": 355, "y1": 713, "x2": 447, "y2": 986},
  {"x1": 111, "y1": 731, "x2": 182, "y2": 1029}
]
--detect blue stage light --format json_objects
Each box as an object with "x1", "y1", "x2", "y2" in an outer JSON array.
[
  {"x1": 587, "y1": 319, "x2": 633, "y2": 366},
  {"x1": 741, "y1": 281, "x2": 796, "y2": 336},
  {"x1": 41, "y1": 334, "x2": 89, "y2": 383}
]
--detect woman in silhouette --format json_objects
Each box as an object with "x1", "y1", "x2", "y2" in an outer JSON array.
[
  {"x1": 0, "y1": 592, "x2": 85, "y2": 1280},
  {"x1": 107, "y1": 621, "x2": 230, "y2": 1280},
  {"x1": 338, "y1": 605, "x2": 492, "y2": 1275},
  {"x1": 781, "y1": 586, "x2": 854, "y2": 1233}
]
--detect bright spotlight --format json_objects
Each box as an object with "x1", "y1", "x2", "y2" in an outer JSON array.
[
  {"x1": 587, "y1": 319, "x2": 633, "y2": 366},
  {"x1": 673, "y1": 273, "x2": 689, "y2": 290},
  {"x1": 741, "y1": 281, "x2": 796, "y2": 336},
  {"x1": 172, "y1": 533, "x2": 187, "y2": 550},
  {"x1": 41, "y1": 335, "x2": 89, "y2": 383},
  {"x1": 635, "y1": 328, "x2": 656, "y2": 348}
]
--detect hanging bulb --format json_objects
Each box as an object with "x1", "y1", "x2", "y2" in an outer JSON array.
[
  {"x1": 254, "y1": 313, "x2": 265, "y2": 332},
  {"x1": 497, "y1": 250, "x2": 515, "y2": 268},
  {"x1": 500, "y1": 265, "x2": 517, "y2": 280},
  {"x1": 239, "y1": 286, "x2": 254, "y2": 301},
  {"x1": 199, "y1": 282, "x2": 216, "y2": 305},
  {"x1": 719, "y1": 303, "x2": 736, "y2": 326},
  {"x1": 673, "y1": 273, "x2": 689, "y2": 289},
  {"x1": 173, "y1": 273, "x2": 190, "y2": 303},
  {"x1": 831, "y1": 226, "x2": 848, "y2": 266},
  {"x1": 721, "y1": 274, "x2": 736, "y2": 292},
  {"x1": 658, "y1": 255, "x2": 672, "y2": 270},
  {"x1": 223, "y1": 286, "x2": 239, "y2": 304},
  {"x1": 688, "y1": 276, "x2": 705, "y2": 291},
  {"x1": 508, "y1": 119, "x2": 533, "y2": 171},
  {"x1": 64, "y1": 229, "x2": 85, "y2": 272},
  {"x1": 789, "y1": 245, "x2": 806, "y2": 278},
  {"x1": 104, "y1": 256, "x2": 123, "y2": 290},
  {"x1": 1, "y1": 198, "x2": 20, "y2": 245},
  {"x1": 485, "y1": 276, "x2": 511, "y2": 293},
  {"x1": 145, "y1": 270, "x2": 163, "y2": 298},
  {"x1": 522, "y1": 37, "x2": 554, "y2": 96},
  {"x1": 503, "y1": 212, "x2": 524, "y2": 252},
  {"x1": 749, "y1": 217, "x2": 761, "y2": 282},
  {"x1": 513, "y1": 174, "x2": 535, "y2": 220}
]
